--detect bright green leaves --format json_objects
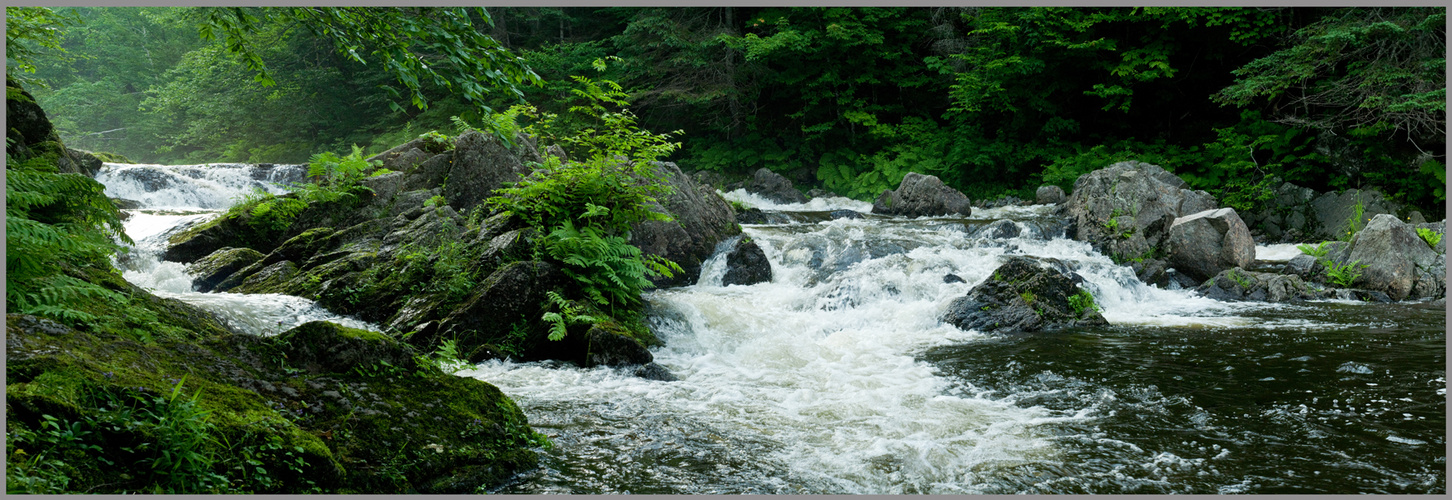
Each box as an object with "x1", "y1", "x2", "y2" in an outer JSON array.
[
  {"x1": 196, "y1": 7, "x2": 541, "y2": 112},
  {"x1": 6, "y1": 152, "x2": 131, "y2": 325},
  {"x1": 5, "y1": 6, "x2": 84, "y2": 83}
]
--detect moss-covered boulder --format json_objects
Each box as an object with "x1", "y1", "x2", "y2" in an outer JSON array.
[
  {"x1": 428, "y1": 260, "x2": 569, "y2": 360},
  {"x1": 186, "y1": 247, "x2": 266, "y2": 292},
  {"x1": 6, "y1": 313, "x2": 546, "y2": 494},
  {"x1": 941, "y1": 256, "x2": 1108, "y2": 334}
]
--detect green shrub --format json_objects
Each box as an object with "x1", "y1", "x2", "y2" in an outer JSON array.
[{"x1": 1067, "y1": 290, "x2": 1102, "y2": 315}]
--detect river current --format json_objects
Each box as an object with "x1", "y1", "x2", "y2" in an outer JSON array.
[{"x1": 100, "y1": 164, "x2": 1446, "y2": 494}]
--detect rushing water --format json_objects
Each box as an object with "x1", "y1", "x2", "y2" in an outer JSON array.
[
  {"x1": 100, "y1": 165, "x2": 1445, "y2": 494},
  {"x1": 102, "y1": 162, "x2": 380, "y2": 337}
]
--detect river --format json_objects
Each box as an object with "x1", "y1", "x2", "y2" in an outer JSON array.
[{"x1": 100, "y1": 164, "x2": 1446, "y2": 494}]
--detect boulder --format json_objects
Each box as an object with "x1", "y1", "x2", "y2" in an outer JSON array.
[
  {"x1": 229, "y1": 261, "x2": 299, "y2": 294},
  {"x1": 186, "y1": 247, "x2": 265, "y2": 292},
  {"x1": 430, "y1": 261, "x2": 569, "y2": 360},
  {"x1": 721, "y1": 239, "x2": 772, "y2": 286},
  {"x1": 1310, "y1": 188, "x2": 1401, "y2": 242},
  {"x1": 1065, "y1": 161, "x2": 1217, "y2": 264},
  {"x1": 1036, "y1": 185, "x2": 1067, "y2": 205},
  {"x1": 400, "y1": 151, "x2": 453, "y2": 192},
  {"x1": 1166, "y1": 208, "x2": 1256, "y2": 282},
  {"x1": 1409, "y1": 254, "x2": 1446, "y2": 300},
  {"x1": 276, "y1": 321, "x2": 420, "y2": 374},
  {"x1": 1340, "y1": 214, "x2": 1440, "y2": 301},
  {"x1": 442, "y1": 130, "x2": 529, "y2": 212},
  {"x1": 629, "y1": 161, "x2": 740, "y2": 288},
  {"x1": 1194, "y1": 267, "x2": 1320, "y2": 302},
  {"x1": 746, "y1": 168, "x2": 808, "y2": 204},
  {"x1": 872, "y1": 172, "x2": 972, "y2": 217},
  {"x1": 941, "y1": 256, "x2": 1109, "y2": 334},
  {"x1": 580, "y1": 323, "x2": 654, "y2": 368}
]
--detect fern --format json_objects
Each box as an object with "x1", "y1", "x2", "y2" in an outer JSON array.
[
  {"x1": 540, "y1": 291, "x2": 599, "y2": 341},
  {"x1": 6, "y1": 154, "x2": 130, "y2": 324}
]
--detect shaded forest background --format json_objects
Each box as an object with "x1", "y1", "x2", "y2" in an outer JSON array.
[{"x1": 14, "y1": 6, "x2": 1447, "y2": 214}]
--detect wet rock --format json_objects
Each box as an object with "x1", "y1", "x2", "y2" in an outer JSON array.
[
  {"x1": 1166, "y1": 208, "x2": 1256, "y2": 282},
  {"x1": 979, "y1": 195, "x2": 1028, "y2": 209},
  {"x1": 634, "y1": 362, "x2": 678, "y2": 381},
  {"x1": 1282, "y1": 254, "x2": 1323, "y2": 280},
  {"x1": 1409, "y1": 254, "x2": 1445, "y2": 300},
  {"x1": 737, "y1": 207, "x2": 769, "y2": 224},
  {"x1": 1065, "y1": 161, "x2": 1217, "y2": 264},
  {"x1": 1194, "y1": 267, "x2": 1319, "y2": 302},
  {"x1": 746, "y1": 168, "x2": 808, "y2": 204},
  {"x1": 630, "y1": 161, "x2": 740, "y2": 288},
  {"x1": 872, "y1": 172, "x2": 972, "y2": 217},
  {"x1": 431, "y1": 261, "x2": 569, "y2": 358},
  {"x1": 722, "y1": 239, "x2": 772, "y2": 286},
  {"x1": 807, "y1": 188, "x2": 838, "y2": 199},
  {"x1": 1330, "y1": 288, "x2": 1393, "y2": 302},
  {"x1": 943, "y1": 274, "x2": 966, "y2": 284},
  {"x1": 941, "y1": 256, "x2": 1108, "y2": 334},
  {"x1": 582, "y1": 324, "x2": 654, "y2": 368},
  {"x1": 443, "y1": 130, "x2": 529, "y2": 212},
  {"x1": 1036, "y1": 185, "x2": 1067, "y2": 204},
  {"x1": 1339, "y1": 214, "x2": 1440, "y2": 301},
  {"x1": 981, "y1": 219, "x2": 1021, "y2": 239},
  {"x1": 110, "y1": 197, "x2": 143, "y2": 210},
  {"x1": 229, "y1": 261, "x2": 299, "y2": 294},
  {"x1": 828, "y1": 209, "x2": 863, "y2": 220},
  {"x1": 186, "y1": 247, "x2": 265, "y2": 292},
  {"x1": 1163, "y1": 268, "x2": 1200, "y2": 290}
]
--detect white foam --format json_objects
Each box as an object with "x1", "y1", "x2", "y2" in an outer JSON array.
[
  {"x1": 721, "y1": 188, "x2": 874, "y2": 212},
  {"x1": 1256, "y1": 243, "x2": 1304, "y2": 262}
]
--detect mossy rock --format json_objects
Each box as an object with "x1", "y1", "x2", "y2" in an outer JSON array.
[
  {"x1": 186, "y1": 247, "x2": 266, "y2": 293},
  {"x1": 90, "y1": 151, "x2": 134, "y2": 164},
  {"x1": 274, "y1": 321, "x2": 417, "y2": 374}
]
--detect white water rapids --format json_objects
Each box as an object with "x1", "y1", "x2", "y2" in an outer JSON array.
[
  {"x1": 103, "y1": 162, "x2": 379, "y2": 336},
  {"x1": 102, "y1": 163, "x2": 1424, "y2": 494}
]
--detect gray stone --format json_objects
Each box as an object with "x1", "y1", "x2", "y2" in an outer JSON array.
[
  {"x1": 1035, "y1": 185, "x2": 1067, "y2": 205},
  {"x1": 1342, "y1": 214, "x2": 1439, "y2": 300},
  {"x1": 872, "y1": 172, "x2": 972, "y2": 217},
  {"x1": 940, "y1": 256, "x2": 1108, "y2": 334},
  {"x1": 981, "y1": 219, "x2": 1021, "y2": 239},
  {"x1": 721, "y1": 239, "x2": 772, "y2": 286},
  {"x1": 1167, "y1": 208, "x2": 1256, "y2": 282},
  {"x1": 443, "y1": 130, "x2": 528, "y2": 212},
  {"x1": 1310, "y1": 188, "x2": 1400, "y2": 241},
  {"x1": 1065, "y1": 161, "x2": 1219, "y2": 265},
  {"x1": 746, "y1": 168, "x2": 808, "y2": 204},
  {"x1": 629, "y1": 161, "x2": 740, "y2": 288},
  {"x1": 1195, "y1": 267, "x2": 1319, "y2": 302}
]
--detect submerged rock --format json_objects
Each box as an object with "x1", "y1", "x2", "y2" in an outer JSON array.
[
  {"x1": 722, "y1": 239, "x2": 772, "y2": 286},
  {"x1": 941, "y1": 256, "x2": 1108, "y2": 334},
  {"x1": 872, "y1": 172, "x2": 972, "y2": 217}
]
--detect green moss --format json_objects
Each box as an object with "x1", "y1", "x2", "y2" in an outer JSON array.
[{"x1": 90, "y1": 151, "x2": 133, "y2": 163}]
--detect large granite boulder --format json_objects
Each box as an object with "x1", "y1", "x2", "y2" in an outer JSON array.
[
  {"x1": 1339, "y1": 214, "x2": 1440, "y2": 301},
  {"x1": 872, "y1": 172, "x2": 972, "y2": 217},
  {"x1": 429, "y1": 261, "x2": 570, "y2": 361},
  {"x1": 1065, "y1": 161, "x2": 1218, "y2": 267},
  {"x1": 941, "y1": 256, "x2": 1108, "y2": 334},
  {"x1": 1166, "y1": 208, "x2": 1256, "y2": 282},
  {"x1": 746, "y1": 167, "x2": 808, "y2": 204},
  {"x1": 629, "y1": 161, "x2": 741, "y2": 288}
]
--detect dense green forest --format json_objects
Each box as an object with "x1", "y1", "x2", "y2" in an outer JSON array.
[{"x1": 12, "y1": 6, "x2": 1447, "y2": 214}]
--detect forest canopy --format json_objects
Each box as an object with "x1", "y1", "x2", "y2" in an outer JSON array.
[{"x1": 10, "y1": 6, "x2": 1446, "y2": 214}]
